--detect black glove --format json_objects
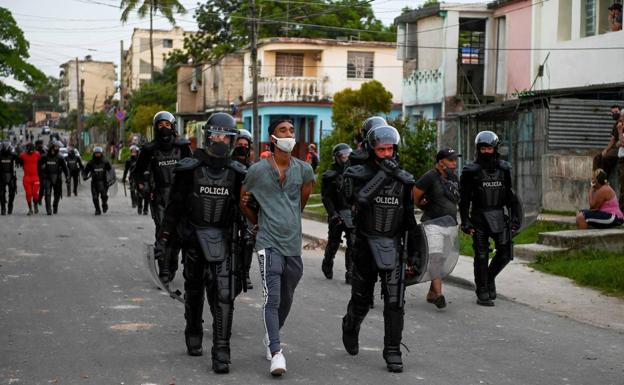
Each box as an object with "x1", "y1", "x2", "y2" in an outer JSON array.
[
  {"x1": 461, "y1": 222, "x2": 474, "y2": 235},
  {"x1": 329, "y1": 213, "x2": 343, "y2": 226},
  {"x1": 379, "y1": 158, "x2": 400, "y2": 176}
]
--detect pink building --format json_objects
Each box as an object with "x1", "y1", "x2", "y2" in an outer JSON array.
[{"x1": 486, "y1": 0, "x2": 532, "y2": 98}]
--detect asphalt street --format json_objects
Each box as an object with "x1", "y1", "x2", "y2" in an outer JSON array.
[{"x1": 1, "y1": 173, "x2": 623, "y2": 385}]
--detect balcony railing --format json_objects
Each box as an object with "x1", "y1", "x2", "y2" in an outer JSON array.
[{"x1": 259, "y1": 76, "x2": 327, "y2": 102}]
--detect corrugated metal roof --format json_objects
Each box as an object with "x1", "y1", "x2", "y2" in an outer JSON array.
[{"x1": 547, "y1": 98, "x2": 619, "y2": 150}]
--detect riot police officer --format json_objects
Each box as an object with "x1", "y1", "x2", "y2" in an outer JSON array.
[
  {"x1": 0, "y1": 141, "x2": 19, "y2": 215},
  {"x1": 65, "y1": 146, "x2": 83, "y2": 196},
  {"x1": 459, "y1": 131, "x2": 522, "y2": 307},
  {"x1": 321, "y1": 143, "x2": 355, "y2": 283},
  {"x1": 133, "y1": 111, "x2": 192, "y2": 284},
  {"x1": 349, "y1": 116, "x2": 387, "y2": 166},
  {"x1": 39, "y1": 141, "x2": 69, "y2": 215},
  {"x1": 122, "y1": 145, "x2": 146, "y2": 214},
  {"x1": 83, "y1": 147, "x2": 112, "y2": 215},
  {"x1": 155, "y1": 112, "x2": 246, "y2": 374},
  {"x1": 232, "y1": 128, "x2": 255, "y2": 289},
  {"x1": 341, "y1": 125, "x2": 417, "y2": 373}
]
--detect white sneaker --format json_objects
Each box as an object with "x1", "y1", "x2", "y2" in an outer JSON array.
[
  {"x1": 270, "y1": 350, "x2": 286, "y2": 376},
  {"x1": 263, "y1": 334, "x2": 272, "y2": 361}
]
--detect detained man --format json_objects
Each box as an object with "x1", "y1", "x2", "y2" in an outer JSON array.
[{"x1": 239, "y1": 119, "x2": 315, "y2": 376}]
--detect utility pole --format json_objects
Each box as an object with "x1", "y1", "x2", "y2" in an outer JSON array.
[
  {"x1": 249, "y1": 0, "x2": 260, "y2": 158},
  {"x1": 119, "y1": 40, "x2": 125, "y2": 144},
  {"x1": 75, "y1": 57, "x2": 83, "y2": 151}
]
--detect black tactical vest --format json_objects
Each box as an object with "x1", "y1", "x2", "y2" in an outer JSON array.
[
  {"x1": 43, "y1": 157, "x2": 60, "y2": 183},
  {"x1": 66, "y1": 157, "x2": 79, "y2": 172},
  {"x1": 91, "y1": 162, "x2": 107, "y2": 183},
  {"x1": 150, "y1": 146, "x2": 181, "y2": 188},
  {"x1": 358, "y1": 178, "x2": 406, "y2": 237},
  {"x1": 0, "y1": 155, "x2": 14, "y2": 184},
  {"x1": 475, "y1": 168, "x2": 506, "y2": 210},
  {"x1": 187, "y1": 166, "x2": 237, "y2": 228}
]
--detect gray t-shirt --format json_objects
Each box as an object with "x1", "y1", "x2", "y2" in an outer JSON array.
[
  {"x1": 415, "y1": 168, "x2": 459, "y2": 223},
  {"x1": 244, "y1": 157, "x2": 315, "y2": 256}
]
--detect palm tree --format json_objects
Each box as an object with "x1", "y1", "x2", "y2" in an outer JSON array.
[{"x1": 120, "y1": 0, "x2": 186, "y2": 81}]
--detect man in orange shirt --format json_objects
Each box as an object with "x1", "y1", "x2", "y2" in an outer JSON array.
[{"x1": 19, "y1": 142, "x2": 41, "y2": 215}]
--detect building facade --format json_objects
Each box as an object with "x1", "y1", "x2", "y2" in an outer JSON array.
[
  {"x1": 175, "y1": 53, "x2": 245, "y2": 146},
  {"x1": 123, "y1": 27, "x2": 187, "y2": 92},
  {"x1": 59, "y1": 56, "x2": 116, "y2": 114},
  {"x1": 240, "y1": 37, "x2": 403, "y2": 159}
]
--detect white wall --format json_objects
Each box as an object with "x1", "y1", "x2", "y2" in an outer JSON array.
[{"x1": 532, "y1": 0, "x2": 624, "y2": 91}]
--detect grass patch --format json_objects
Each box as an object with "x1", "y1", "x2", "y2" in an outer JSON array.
[
  {"x1": 530, "y1": 249, "x2": 624, "y2": 298},
  {"x1": 458, "y1": 220, "x2": 575, "y2": 257}
]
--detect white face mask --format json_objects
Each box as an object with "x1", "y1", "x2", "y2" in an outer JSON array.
[{"x1": 272, "y1": 135, "x2": 296, "y2": 153}]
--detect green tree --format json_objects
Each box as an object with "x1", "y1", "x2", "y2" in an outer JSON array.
[
  {"x1": 129, "y1": 103, "x2": 164, "y2": 136},
  {"x1": 392, "y1": 116, "x2": 437, "y2": 179},
  {"x1": 181, "y1": 0, "x2": 396, "y2": 64},
  {"x1": 0, "y1": 7, "x2": 46, "y2": 127},
  {"x1": 120, "y1": 0, "x2": 187, "y2": 80}
]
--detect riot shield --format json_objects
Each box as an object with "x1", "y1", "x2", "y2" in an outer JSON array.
[
  {"x1": 405, "y1": 215, "x2": 459, "y2": 286},
  {"x1": 106, "y1": 168, "x2": 118, "y2": 197}
]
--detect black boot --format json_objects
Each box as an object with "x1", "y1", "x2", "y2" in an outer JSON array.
[
  {"x1": 8, "y1": 200, "x2": 13, "y2": 214},
  {"x1": 53, "y1": 201, "x2": 59, "y2": 214},
  {"x1": 342, "y1": 314, "x2": 362, "y2": 355},
  {"x1": 33, "y1": 201, "x2": 39, "y2": 214},
  {"x1": 474, "y1": 255, "x2": 494, "y2": 306},
  {"x1": 487, "y1": 255, "x2": 510, "y2": 300},
  {"x1": 45, "y1": 195, "x2": 52, "y2": 215},
  {"x1": 211, "y1": 346, "x2": 230, "y2": 374},
  {"x1": 94, "y1": 199, "x2": 101, "y2": 215},
  {"x1": 383, "y1": 304, "x2": 404, "y2": 373},
  {"x1": 322, "y1": 240, "x2": 340, "y2": 279},
  {"x1": 102, "y1": 202, "x2": 108, "y2": 213},
  {"x1": 27, "y1": 202, "x2": 33, "y2": 216},
  {"x1": 1, "y1": 203, "x2": 5, "y2": 215},
  {"x1": 184, "y1": 289, "x2": 204, "y2": 356}
]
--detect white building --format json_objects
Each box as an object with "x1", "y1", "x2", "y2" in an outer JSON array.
[{"x1": 240, "y1": 37, "x2": 403, "y2": 159}]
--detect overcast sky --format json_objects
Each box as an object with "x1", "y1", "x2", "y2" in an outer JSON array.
[{"x1": 1, "y1": 0, "x2": 487, "y2": 91}]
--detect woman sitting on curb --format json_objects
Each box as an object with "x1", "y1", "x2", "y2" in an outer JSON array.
[{"x1": 576, "y1": 168, "x2": 624, "y2": 229}]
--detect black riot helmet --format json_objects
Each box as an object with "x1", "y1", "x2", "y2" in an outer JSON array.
[
  {"x1": 48, "y1": 140, "x2": 61, "y2": 155},
  {"x1": 153, "y1": 111, "x2": 176, "y2": 143},
  {"x1": 332, "y1": 143, "x2": 352, "y2": 166},
  {"x1": 233, "y1": 128, "x2": 253, "y2": 161},
  {"x1": 367, "y1": 125, "x2": 400, "y2": 159},
  {"x1": 359, "y1": 116, "x2": 387, "y2": 145},
  {"x1": 203, "y1": 112, "x2": 238, "y2": 158},
  {"x1": 474, "y1": 131, "x2": 499, "y2": 151}
]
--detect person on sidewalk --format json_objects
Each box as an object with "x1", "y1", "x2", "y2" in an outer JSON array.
[
  {"x1": 412, "y1": 147, "x2": 461, "y2": 309},
  {"x1": 18, "y1": 142, "x2": 40, "y2": 215},
  {"x1": 459, "y1": 131, "x2": 522, "y2": 307},
  {"x1": 321, "y1": 143, "x2": 355, "y2": 283},
  {"x1": 576, "y1": 168, "x2": 624, "y2": 229},
  {"x1": 156, "y1": 112, "x2": 247, "y2": 374},
  {"x1": 0, "y1": 141, "x2": 19, "y2": 215},
  {"x1": 341, "y1": 125, "x2": 416, "y2": 373},
  {"x1": 38, "y1": 141, "x2": 69, "y2": 215},
  {"x1": 594, "y1": 105, "x2": 621, "y2": 177},
  {"x1": 240, "y1": 119, "x2": 315, "y2": 377},
  {"x1": 83, "y1": 147, "x2": 112, "y2": 215}
]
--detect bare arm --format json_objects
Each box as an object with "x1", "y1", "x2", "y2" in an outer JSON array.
[
  {"x1": 412, "y1": 186, "x2": 427, "y2": 209},
  {"x1": 239, "y1": 186, "x2": 258, "y2": 225},
  {"x1": 300, "y1": 180, "x2": 315, "y2": 212},
  {"x1": 589, "y1": 185, "x2": 608, "y2": 210}
]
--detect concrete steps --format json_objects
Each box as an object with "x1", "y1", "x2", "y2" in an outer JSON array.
[
  {"x1": 539, "y1": 229, "x2": 624, "y2": 250},
  {"x1": 514, "y1": 243, "x2": 569, "y2": 262},
  {"x1": 514, "y1": 228, "x2": 624, "y2": 261}
]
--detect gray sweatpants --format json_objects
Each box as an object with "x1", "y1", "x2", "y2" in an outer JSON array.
[{"x1": 257, "y1": 248, "x2": 303, "y2": 354}]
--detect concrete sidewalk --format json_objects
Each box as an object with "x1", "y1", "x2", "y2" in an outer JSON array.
[{"x1": 302, "y1": 218, "x2": 624, "y2": 332}]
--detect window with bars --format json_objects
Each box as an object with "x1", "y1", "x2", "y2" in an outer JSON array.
[
  {"x1": 347, "y1": 51, "x2": 374, "y2": 79},
  {"x1": 163, "y1": 39, "x2": 173, "y2": 48},
  {"x1": 275, "y1": 53, "x2": 304, "y2": 77},
  {"x1": 585, "y1": 0, "x2": 596, "y2": 36},
  {"x1": 459, "y1": 31, "x2": 485, "y2": 65}
]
